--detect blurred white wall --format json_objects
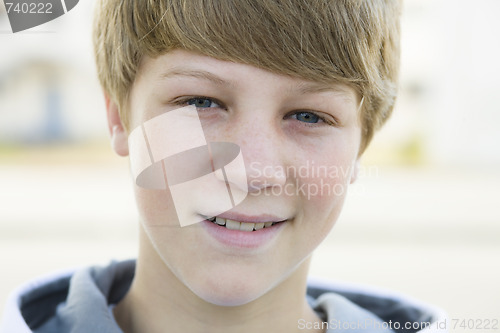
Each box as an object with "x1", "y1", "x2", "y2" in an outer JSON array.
[
  {"x1": 0, "y1": 0, "x2": 106, "y2": 142},
  {"x1": 368, "y1": 0, "x2": 500, "y2": 169}
]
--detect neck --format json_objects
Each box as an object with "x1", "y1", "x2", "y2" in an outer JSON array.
[{"x1": 114, "y1": 227, "x2": 324, "y2": 333}]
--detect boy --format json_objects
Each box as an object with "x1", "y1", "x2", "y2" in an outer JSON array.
[{"x1": 1, "y1": 0, "x2": 446, "y2": 332}]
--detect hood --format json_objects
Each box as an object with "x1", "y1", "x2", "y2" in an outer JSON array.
[
  {"x1": 307, "y1": 277, "x2": 447, "y2": 332},
  {"x1": 0, "y1": 260, "x2": 447, "y2": 333}
]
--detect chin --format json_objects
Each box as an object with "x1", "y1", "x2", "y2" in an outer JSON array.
[
  {"x1": 189, "y1": 277, "x2": 270, "y2": 307},
  {"x1": 197, "y1": 290, "x2": 263, "y2": 307}
]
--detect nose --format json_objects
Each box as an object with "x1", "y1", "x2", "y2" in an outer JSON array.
[{"x1": 219, "y1": 112, "x2": 288, "y2": 194}]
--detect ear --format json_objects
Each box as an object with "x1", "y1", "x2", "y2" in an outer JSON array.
[
  {"x1": 104, "y1": 94, "x2": 129, "y2": 156},
  {"x1": 350, "y1": 159, "x2": 360, "y2": 184}
]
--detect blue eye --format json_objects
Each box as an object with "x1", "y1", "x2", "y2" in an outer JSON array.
[
  {"x1": 187, "y1": 98, "x2": 219, "y2": 108},
  {"x1": 294, "y1": 112, "x2": 320, "y2": 123}
]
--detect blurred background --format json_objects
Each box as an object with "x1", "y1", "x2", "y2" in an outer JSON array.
[{"x1": 0, "y1": 0, "x2": 499, "y2": 331}]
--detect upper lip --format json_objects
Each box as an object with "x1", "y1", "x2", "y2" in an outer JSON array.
[{"x1": 203, "y1": 212, "x2": 288, "y2": 223}]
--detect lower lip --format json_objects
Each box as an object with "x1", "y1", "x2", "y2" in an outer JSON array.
[{"x1": 201, "y1": 219, "x2": 286, "y2": 249}]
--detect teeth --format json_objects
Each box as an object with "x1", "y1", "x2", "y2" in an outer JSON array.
[
  {"x1": 225, "y1": 219, "x2": 241, "y2": 230},
  {"x1": 209, "y1": 217, "x2": 282, "y2": 231},
  {"x1": 254, "y1": 222, "x2": 265, "y2": 230},
  {"x1": 240, "y1": 222, "x2": 255, "y2": 232}
]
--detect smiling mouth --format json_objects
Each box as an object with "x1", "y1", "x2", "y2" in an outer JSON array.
[{"x1": 205, "y1": 217, "x2": 286, "y2": 232}]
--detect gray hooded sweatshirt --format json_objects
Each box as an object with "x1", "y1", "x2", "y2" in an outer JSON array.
[{"x1": 0, "y1": 260, "x2": 447, "y2": 333}]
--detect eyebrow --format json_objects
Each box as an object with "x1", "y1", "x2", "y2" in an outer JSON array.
[
  {"x1": 159, "y1": 68, "x2": 355, "y2": 100},
  {"x1": 294, "y1": 82, "x2": 353, "y2": 96},
  {"x1": 159, "y1": 68, "x2": 229, "y2": 86}
]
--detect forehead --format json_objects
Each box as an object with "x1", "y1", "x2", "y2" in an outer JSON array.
[{"x1": 136, "y1": 50, "x2": 359, "y2": 101}]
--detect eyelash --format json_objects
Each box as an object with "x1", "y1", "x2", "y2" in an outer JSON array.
[
  {"x1": 173, "y1": 96, "x2": 337, "y2": 127},
  {"x1": 285, "y1": 111, "x2": 336, "y2": 127},
  {"x1": 174, "y1": 96, "x2": 225, "y2": 109}
]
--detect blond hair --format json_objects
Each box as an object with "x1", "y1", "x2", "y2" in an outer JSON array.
[{"x1": 93, "y1": 0, "x2": 401, "y2": 154}]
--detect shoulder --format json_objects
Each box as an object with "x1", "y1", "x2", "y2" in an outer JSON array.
[
  {"x1": 0, "y1": 266, "x2": 75, "y2": 333},
  {"x1": 0, "y1": 260, "x2": 135, "y2": 333},
  {"x1": 306, "y1": 277, "x2": 448, "y2": 333}
]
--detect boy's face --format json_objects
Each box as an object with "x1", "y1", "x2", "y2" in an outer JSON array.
[{"x1": 112, "y1": 49, "x2": 361, "y2": 306}]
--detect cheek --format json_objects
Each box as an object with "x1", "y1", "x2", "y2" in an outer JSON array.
[
  {"x1": 309, "y1": 170, "x2": 351, "y2": 211},
  {"x1": 297, "y1": 152, "x2": 355, "y2": 209},
  {"x1": 134, "y1": 186, "x2": 179, "y2": 227},
  {"x1": 289, "y1": 147, "x2": 356, "y2": 253},
  {"x1": 291, "y1": 128, "x2": 360, "y2": 209},
  {"x1": 134, "y1": 187, "x2": 201, "y2": 278},
  {"x1": 290, "y1": 159, "x2": 352, "y2": 255}
]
